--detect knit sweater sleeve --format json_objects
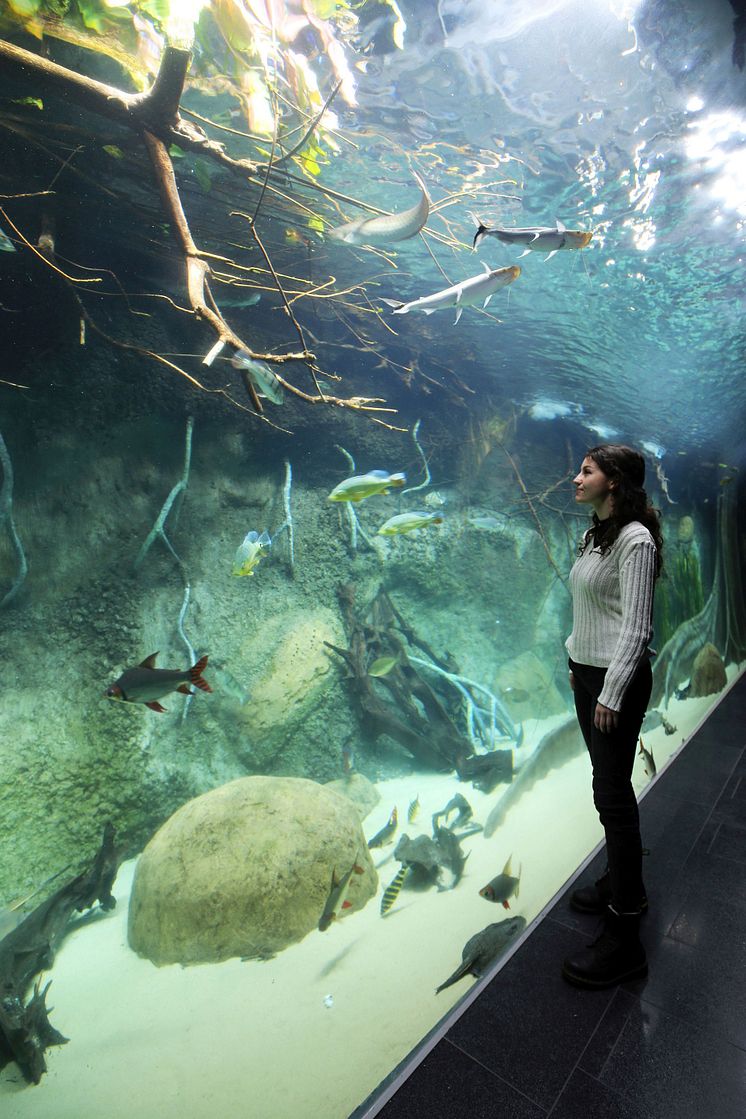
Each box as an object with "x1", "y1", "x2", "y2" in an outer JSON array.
[{"x1": 597, "y1": 536, "x2": 657, "y2": 711}]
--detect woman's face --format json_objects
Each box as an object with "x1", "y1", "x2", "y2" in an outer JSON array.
[{"x1": 573, "y1": 456, "x2": 613, "y2": 510}]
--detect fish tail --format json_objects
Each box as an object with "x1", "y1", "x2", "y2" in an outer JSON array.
[
  {"x1": 472, "y1": 223, "x2": 489, "y2": 250},
  {"x1": 435, "y1": 961, "x2": 470, "y2": 994},
  {"x1": 190, "y1": 654, "x2": 212, "y2": 693},
  {"x1": 381, "y1": 297, "x2": 405, "y2": 313},
  {"x1": 380, "y1": 866, "x2": 408, "y2": 916}
]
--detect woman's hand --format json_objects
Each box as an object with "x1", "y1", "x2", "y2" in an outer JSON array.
[{"x1": 594, "y1": 702, "x2": 619, "y2": 733}]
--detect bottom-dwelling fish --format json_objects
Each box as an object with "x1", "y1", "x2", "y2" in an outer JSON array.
[
  {"x1": 638, "y1": 736, "x2": 657, "y2": 778},
  {"x1": 479, "y1": 854, "x2": 521, "y2": 908},
  {"x1": 318, "y1": 852, "x2": 364, "y2": 931},
  {"x1": 368, "y1": 807, "x2": 398, "y2": 848},
  {"x1": 104, "y1": 653, "x2": 212, "y2": 712},
  {"x1": 435, "y1": 916, "x2": 527, "y2": 993},
  {"x1": 380, "y1": 865, "x2": 409, "y2": 915}
]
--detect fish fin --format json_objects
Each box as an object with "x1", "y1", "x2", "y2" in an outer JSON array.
[
  {"x1": 529, "y1": 233, "x2": 541, "y2": 242},
  {"x1": 503, "y1": 854, "x2": 512, "y2": 875},
  {"x1": 518, "y1": 248, "x2": 531, "y2": 258},
  {"x1": 176, "y1": 684, "x2": 195, "y2": 695},
  {"x1": 556, "y1": 219, "x2": 566, "y2": 232},
  {"x1": 139, "y1": 652, "x2": 159, "y2": 670},
  {"x1": 502, "y1": 899, "x2": 510, "y2": 910},
  {"x1": 145, "y1": 701, "x2": 167, "y2": 712},
  {"x1": 471, "y1": 222, "x2": 489, "y2": 250},
  {"x1": 543, "y1": 250, "x2": 559, "y2": 261},
  {"x1": 482, "y1": 295, "x2": 492, "y2": 308},
  {"x1": 353, "y1": 864, "x2": 365, "y2": 875},
  {"x1": 481, "y1": 261, "x2": 491, "y2": 274},
  {"x1": 190, "y1": 654, "x2": 212, "y2": 693},
  {"x1": 381, "y1": 297, "x2": 404, "y2": 311},
  {"x1": 454, "y1": 306, "x2": 463, "y2": 325},
  {"x1": 341, "y1": 900, "x2": 352, "y2": 910}
]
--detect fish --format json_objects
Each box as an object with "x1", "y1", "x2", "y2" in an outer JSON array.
[
  {"x1": 638, "y1": 736, "x2": 657, "y2": 778},
  {"x1": 368, "y1": 654, "x2": 400, "y2": 677},
  {"x1": 210, "y1": 664, "x2": 251, "y2": 706},
  {"x1": 661, "y1": 714, "x2": 677, "y2": 736},
  {"x1": 342, "y1": 744, "x2": 355, "y2": 776},
  {"x1": 0, "y1": 225, "x2": 16, "y2": 253},
  {"x1": 472, "y1": 219, "x2": 592, "y2": 259},
  {"x1": 216, "y1": 290, "x2": 261, "y2": 309},
  {"x1": 468, "y1": 515, "x2": 503, "y2": 531},
  {"x1": 407, "y1": 795, "x2": 420, "y2": 823},
  {"x1": 230, "y1": 350, "x2": 284, "y2": 405},
  {"x1": 382, "y1": 262, "x2": 520, "y2": 325},
  {"x1": 435, "y1": 916, "x2": 527, "y2": 993},
  {"x1": 433, "y1": 825, "x2": 469, "y2": 889},
  {"x1": 232, "y1": 529, "x2": 271, "y2": 576},
  {"x1": 377, "y1": 511, "x2": 443, "y2": 536},
  {"x1": 104, "y1": 652, "x2": 212, "y2": 712},
  {"x1": 318, "y1": 852, "x2": 364, "y2": 931},
  {"x1": 479, "y1": 854, "x2": 521, "y2": 908},
  {"x1": 328, "y1": 469, "x2": 406, "y2": 503},
  {"x1": 380, "y1": 865, "x2": 409, "y2": 915},
  {"x1": 328, "y1": 173, "x2": 430, "y2": 245},
  {"x1": 502, "y1": 686, "x2": 530, "y2": 704},
  {"x1": 368, "y1": 807, "x2": 398, "y2": 848}
]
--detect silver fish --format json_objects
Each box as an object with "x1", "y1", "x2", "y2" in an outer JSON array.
[
  {"x1": 328, "y1": 173, "x2": 429, "y2": 245},
  {"x1": 231, "y1": 350, "x2": 284, "y2": 405},
  {"x1": 104, "y1": 653, "x2": 212, "y2": 712},
  {"x1": 0, "y1": 225, "x2": 16, "y2": 253},
  {"x1": 638, "y1": 736, "x2": 657, "y2": 778},
  {"x1": 382, "y1": 263, "x2": 520, "y2": 325},
  {"x1": 472, "y1": 219, "x2": 592, "y2": 260}
]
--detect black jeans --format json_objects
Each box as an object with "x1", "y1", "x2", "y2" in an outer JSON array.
[{"x1": 569, "y1": 657, "x2": 652, "y2": 912}]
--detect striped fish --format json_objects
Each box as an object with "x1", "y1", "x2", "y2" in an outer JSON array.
[
  {"x1": 380, "y1": 866, "x2": 409, "y2": 916},
  {"x1": 407, "y1": 795, "x2": 420, "y2": 823}
]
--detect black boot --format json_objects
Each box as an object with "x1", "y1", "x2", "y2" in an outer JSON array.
[
  {"x1": 562, "y1": 906, "x2": 648, "y2": 988},
  {"x1": 570, "y1": 870, "x2": 648, "y2": 915}
]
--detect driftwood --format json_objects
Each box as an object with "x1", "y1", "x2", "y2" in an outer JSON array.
[
  {"x1": 0, "y1": 823, "x2": 122, "y2": 1084},
  {"x1": 326, "y1": 584, "x2": 475, "y2": 773}
]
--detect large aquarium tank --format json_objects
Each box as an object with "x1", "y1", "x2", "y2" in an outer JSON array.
[{"x1": 1, "y1": 1, "x2": 745, "y2": 1115}]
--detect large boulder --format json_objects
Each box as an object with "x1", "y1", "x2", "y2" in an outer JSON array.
[
  {"x1": 128, "y1": 776, "x2": 377, "y2": 965},
  {"x1": 690, "y1": 643, "x2": 727, "y2": 698}
]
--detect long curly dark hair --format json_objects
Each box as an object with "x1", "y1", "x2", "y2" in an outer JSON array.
[{"x1": 578, "y1": 444, "x2": 664, "y2": 575}]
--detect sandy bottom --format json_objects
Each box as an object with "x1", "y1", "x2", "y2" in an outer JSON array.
[{"x1": 0, "y1": 676, "x2": 739, "y2": 1119}]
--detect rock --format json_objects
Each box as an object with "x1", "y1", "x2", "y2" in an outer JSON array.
[
  {"x1": 677, "y1": 515, "x2": 695, "y2": 544},
  {"x1": 690, "y1": 643, "x2": 727, "y2": 698},
  {"x1": 127, "y1": 776, "x2": 377, "y2": 965},
  {"x1": 234, "y1": 608, "x2": 346, "y2": 738},
  {"x1": 324, "y1": 773, "x2": 380, "y2": 821}
]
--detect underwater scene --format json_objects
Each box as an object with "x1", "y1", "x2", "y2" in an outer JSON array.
[{"x1": 1, "y1": 0, "x2": 745, "y2": 1115}]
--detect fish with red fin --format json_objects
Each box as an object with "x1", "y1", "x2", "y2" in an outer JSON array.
[
  {"x1": 479, "y1": 854, "x2": 521, "y2": 908},
  {"x1": 105, "y1": 652, "x2": 212, "y2": 712}
]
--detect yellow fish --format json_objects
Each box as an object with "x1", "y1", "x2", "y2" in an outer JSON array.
[
  {"x1": 380, "y1": 865, "x2": 408, "y2": 916},
  {"x1": 377, "y1": 511, "x2": 443, "y2": 536},
  {"x1": 231, "y1": 530, "x2": 271, "y2": 576},
  {"x1": 368, "y1": 655, "x2": 399, "y2": 677},
  {"x1": 407, "y1": 795, "x2": 420, "y2": 823},
  {"x1": 328, "y1": 470, "x2": 406, "y2": 503}
]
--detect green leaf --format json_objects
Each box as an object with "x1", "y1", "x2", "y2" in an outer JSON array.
[
  {"x1": 11, "y1": 96, "x2": 43, "y2": 109},
  {"x1": 103, "y1": 144, "x2": 124, "y2": 158},
  {"x1": 193, "y1": 158, "x2": 212, "y2": 193}
]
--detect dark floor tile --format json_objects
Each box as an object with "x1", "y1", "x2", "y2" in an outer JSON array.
[
  {"x1": 549, "y1": 1069, "x2": 648, "y2": 1119},
  {"x1": 647, "y1": 740, "x2": 742, "y2": 807},
  {"x1": 641, "y1": 933, "x2": 746, "y2": 1050},
  {"x1": 708, "y1": 818, "x2": 746, "y2": 863},
  {"x1": 577, "y1": 989, "x2": 640, "y2": 1079},
  {"x1": 668, "y1": 886, "x2": 746, "y2": 957},
  {"x1": 592, "y1": 998, "x2": 746, "y2": 1119},
  {"x1": 373, "y1": 1039, "x2": 546, "y2": 1119},
  {"x1": 714, "y1": 773, "x2": 746, "y2": 824},
  {"x1": 445, "y1": 919, "x2": 615, "y2": 1111}
]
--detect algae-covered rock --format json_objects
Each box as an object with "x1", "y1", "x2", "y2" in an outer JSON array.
[
  {"x1": 127, "y1": 776, "x2": 377, "y2": 965},
  {"x1": 690, "y1": 643, "x2": 727, "y2": 698},
  {"x1": 234, "y1": 607, "x2": 345, "y2": 738},
  {"x1": 324, "y1": 773, "x2": 380, "y2": 821}
]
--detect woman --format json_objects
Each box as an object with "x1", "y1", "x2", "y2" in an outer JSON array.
[{"x1": 563, "y1": 444, "x2": 663, "y2": 989}]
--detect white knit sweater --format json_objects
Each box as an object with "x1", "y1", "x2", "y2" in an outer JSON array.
[{"x1": 565, "y1": 521, "x2": 657, "y2": 711}]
